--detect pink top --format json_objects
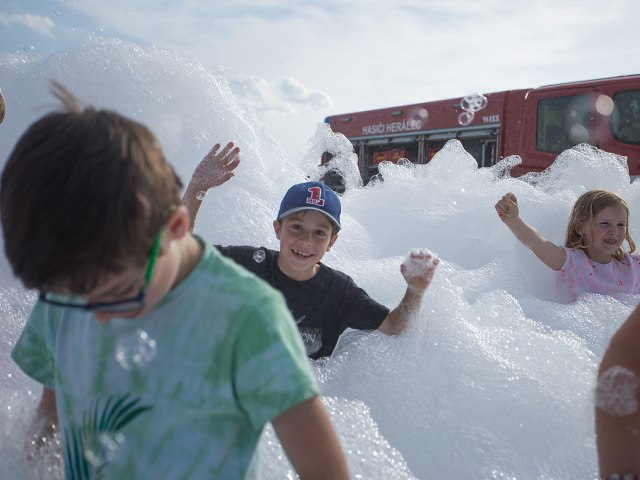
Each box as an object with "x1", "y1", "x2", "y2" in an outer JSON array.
[{"x1": 556, "y1": 247, "x2": 640, "y2": 301}]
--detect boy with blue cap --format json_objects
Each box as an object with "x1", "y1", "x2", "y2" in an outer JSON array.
[{"x1": 183, "y1": 142, "x2": 439, "y2": 359}]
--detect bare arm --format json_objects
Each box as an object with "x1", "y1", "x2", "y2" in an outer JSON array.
[
  {"x1": 596, "y1": 303, "x2": 640, "y2": 477},
  {"x1": 181, "y1": 142, "x2": 240, "y2": 232},
  {"x1": 495, "y1": 192, "x2": 566, "y2": 271},
  {"x1": 37, "y1": 387, "x2": 58, "y2": 424},
  {"x1": 27, "y1": 387, "x2": 59, "y2": 460},
  {"x1": 378, "y1": 250, "x2": 439, "y2": 335},
  {"x1": 272, "y1": 396, "x2": 350, "y2": 480}
]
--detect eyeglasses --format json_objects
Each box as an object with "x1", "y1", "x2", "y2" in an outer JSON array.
[{"x1": 38, "y1": 232, "x2": 162, "y2": 314}]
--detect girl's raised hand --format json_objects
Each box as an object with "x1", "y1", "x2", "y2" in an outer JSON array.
[{"x1": 495, "y1": 192, "x2": 519, "y2": 222}]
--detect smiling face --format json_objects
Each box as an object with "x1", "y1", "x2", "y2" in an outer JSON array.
[
  {"x1": 274, "y1": 210, "x2": 338, "y2": 281},
  {"x1": 579, "y1": 204, "x2": 628, "y2": 264}
]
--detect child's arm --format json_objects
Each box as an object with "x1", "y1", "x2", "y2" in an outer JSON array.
[
  {"x1": 27, "y1": 387, "x2": 59, "y2": 459},
  {"x1": 495, "y1": 192, "x2": 566, "y2": 271},
  {"x1": 377, "y1": 250, "x2": 439, "y2": 335},
  {"x1": 36, "y1": 387, "x2": 58, "y2": 424},
  {"x1": 272, "y1": 395, "x2": 350, "y2": 479},
  {"x1": 181, "y1": 142, "x2": 240, "y2": 231},
  {"x1": 596, "y1": 303, "x2": 640, "y2": 478}
]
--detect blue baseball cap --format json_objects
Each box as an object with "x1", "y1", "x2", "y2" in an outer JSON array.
[{"x1": 277, "y1": 181, "x2": 341, "y2": 230}]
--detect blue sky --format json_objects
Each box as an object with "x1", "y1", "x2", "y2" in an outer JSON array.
[{"x1": 1, "y1": 0, "x2": 640, "y2": 160}]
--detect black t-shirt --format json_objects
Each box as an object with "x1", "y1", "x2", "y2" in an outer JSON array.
[{"x1": 215, "y1": 245, "x2": 390, "y2": 359}]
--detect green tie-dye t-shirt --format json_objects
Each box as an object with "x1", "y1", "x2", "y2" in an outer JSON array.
[{"x1": 11, "y1": 238, "x2": 318, "y2": 479}]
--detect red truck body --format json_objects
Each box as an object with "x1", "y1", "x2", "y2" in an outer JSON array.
[{"x1": 323, "y1": 75, "x2": 640, "y2": 187}]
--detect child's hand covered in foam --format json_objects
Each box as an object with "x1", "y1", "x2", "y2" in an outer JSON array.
[{"x1": 400, "y1": 248, "x2": 439, "y2": 292}]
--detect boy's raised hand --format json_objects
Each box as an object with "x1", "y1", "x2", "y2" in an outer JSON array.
[
  {"x1": 495, "y1": 192, "x2": 519, "y2": 223},
  {"x1": 400, "y1": 248, "x2": 439, "y2": 292},
  {"x1": 183, "y1": 142, "x2": 240, "y2": 232},
  {"x1": 190, "y1": 142, "x2": 240, "y2": 193},
  {"x1": 378, "y1": 249, "x2": 440, "y2": 335}
]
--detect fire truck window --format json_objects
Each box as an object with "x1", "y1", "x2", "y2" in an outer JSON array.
[
  {"x1": 360, "y1": 141, "x2": 419, "y2": 185},
  {"x1": 611, "y1": 90, "x2": 640, "y2": 145},
  {"x1": 459, "y1": 140, "x2": 483, "y2": 167},
  {"x1": 365, "y1": 142, "x2": 419, "y2": 167},
  {"x1": 536, "y1": 94, "x2": 590, "y2": 153}
]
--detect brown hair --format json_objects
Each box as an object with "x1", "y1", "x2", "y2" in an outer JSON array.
[
  {"x1": 564, "y1": 189, "x2": 635, "y2": 261},
  {"x1": 0, "y1": 82, "x2": 182, "y2": 293}
]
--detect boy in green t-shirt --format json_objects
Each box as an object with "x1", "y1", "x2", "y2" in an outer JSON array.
[{"x1": 1, "y1": 84, "x2": 349, "y2": 479}]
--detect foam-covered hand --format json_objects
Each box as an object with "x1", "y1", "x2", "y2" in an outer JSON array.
[
  {"x1": 190, "y1": 142, "x2": 240, "y2": 193},
  {"x1": 401, "y1": 248, "x2": 439, "y2": 292}
]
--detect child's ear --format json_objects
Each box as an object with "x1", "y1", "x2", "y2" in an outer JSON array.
[
  {"x1": 165, "y1": 205, "x2": 191, "y2": 241},
  {"x1": 273, "y1": 220, "x2": 282, "y2": 240},
  {"x1": 326, "y1": 233, "x2": 339, "y2": 252},
  {"x1": 575, "y1": 222, "x2": 584, "y2": 236}
]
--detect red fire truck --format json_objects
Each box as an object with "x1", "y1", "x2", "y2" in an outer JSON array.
[{"x1": 322, "y1": 75, "x2": 640, "y2": 189}]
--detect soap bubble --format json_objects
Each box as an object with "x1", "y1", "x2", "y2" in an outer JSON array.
[
  {"x1": 458, "y1": 111, "x2": 475, "y2": 126},
  {"x1": 461, "y1": 93, "x2": 488, "y2": 113},
  {"x1": 253, "y1": 249, "x2": 266, "y2": 263},
  {"x1": 84, "y1": 432, "x2": 126, "y2": 468},
  {"x1": 115, "y1": 329, "x2": 157, "y2": 371},
  {"x1": 595, "y1": 94, "x2": 615, "y2": 116},
  {"x1": 569, "y1": 124, "x2": 589, "y2": 144}
]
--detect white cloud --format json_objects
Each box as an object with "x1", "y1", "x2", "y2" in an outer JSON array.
[
  {"x1": 54, "y1": 1, "x2": 637, "y2": 96},
  {"x1": 0, "y1": 11, "x2": 55, "y2": 38},
  {"x1": 228, "y1": 74, "x2": 332, "y2": 116},
  {"x1": 279, "y1": 77, "x2": 332, "y2": 109}
]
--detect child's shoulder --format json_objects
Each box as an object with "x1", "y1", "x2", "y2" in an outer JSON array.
[
  {"x1": 561, "y1": 247, "x2": 590, "y2": 265},
  {"x1": 610, "y1": 252, "x2": 640, "y2": 271},
  {"x1": 626, "y1": 251, "x2": 640, "y2": 263},
  {"x1": 192, "y1": 240, "x2": 279, "y2": 298},
  {"x1": 606, "y1": 304, "x2": 640, "y2": 366},
  {"x1": 315, "y1": 263, "x2": 362, "y2": 292},
  {"x1": 317, "y1": 262, "x2": 352, "y2": 281}
]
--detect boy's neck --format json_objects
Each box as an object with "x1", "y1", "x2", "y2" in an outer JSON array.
[{"x1": 173, "y1": 234, "x2": 204, "y2": 288}]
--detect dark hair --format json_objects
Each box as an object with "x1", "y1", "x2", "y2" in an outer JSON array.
[
  {"x1": 0, "y1": 82, "x2": 182, "y2": 293},
  {"x1": 564, "y1": 189, "x2": 635, "y2": 261}
]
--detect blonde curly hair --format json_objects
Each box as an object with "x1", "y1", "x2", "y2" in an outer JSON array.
[{"x1": 564, "y1": 189, "x2": 635, "y2": 261}]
